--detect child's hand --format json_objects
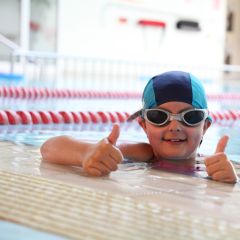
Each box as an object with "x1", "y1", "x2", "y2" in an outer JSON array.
[
  {"x1": 204, "y1": 135, "x2": 238, "y2": 183},
  {"x1": 82, "y1": 124, "x2": 123, "y2": 177}
]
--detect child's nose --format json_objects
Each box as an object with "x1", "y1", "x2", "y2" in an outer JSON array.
[{"x1": 168, "y1": 119, "x2": 182, "y2": 132}]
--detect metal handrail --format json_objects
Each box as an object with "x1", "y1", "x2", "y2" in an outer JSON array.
[
  {"x1": 0, "y1": 33, "x2": 19, "y2": 51},
  {"x1": 0, "y1": 33, "x2": 21, "y2": 73},
  {"x1": 12, "y1": 49, "x2": 240, "y2": 73}
]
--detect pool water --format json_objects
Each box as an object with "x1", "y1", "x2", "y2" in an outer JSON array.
[
  {"x1": 1, "y1": 122, "x2": 240, "y2": 159},
  {"x1": 1, "y1": 99, "x2": 240, "y2": 239}
]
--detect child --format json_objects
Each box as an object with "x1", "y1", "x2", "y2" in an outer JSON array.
[{"x1": 40, "y1": 71, "x2": 238, "y2": 183}]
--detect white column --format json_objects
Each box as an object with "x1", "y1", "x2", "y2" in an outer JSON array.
[
  {"x1": 56, "y1": 0, "x2": 63, "y2": 53},
  {"x1": 20, "y1": 0, "x2": 30, "y2": 50}
]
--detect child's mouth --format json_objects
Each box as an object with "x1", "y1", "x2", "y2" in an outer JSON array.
[{"x1": 162, "y1": 138, "x2": 187, "y2": 142}]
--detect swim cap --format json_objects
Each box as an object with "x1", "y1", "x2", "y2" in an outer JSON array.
[{"x1": 128, "y1": 71, "x2": 211, "y2": 121}]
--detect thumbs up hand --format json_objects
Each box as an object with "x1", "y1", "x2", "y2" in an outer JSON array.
[
  {"x1": 82, "y1": 124, "x2": 123, "y2": 177},
  {"x1": 204, "y1": 136, "x2": 238, "y2": 183},
  {"x1": 107, "y1": 123, "x2": 120, "y2": 145}
]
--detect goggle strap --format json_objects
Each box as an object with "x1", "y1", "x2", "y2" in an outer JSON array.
[{"x1": 127, "y1": 110, "x2": 143, "y2": 122}]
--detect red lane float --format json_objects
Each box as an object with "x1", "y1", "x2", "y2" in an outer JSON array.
[
  {"x1": 0, "y1": 110, "x2": 9, "y2": 124},
  {"x1": 59, "y1": 111, "x2": 74, "y2": 124},
  {"x1": 0, "y1": 86, "x2": 142, "y2": 99},
  {"x1": 5, "y1": 110, "x2": 21, "y2": 125},
  {"x1": 97, "y1": 111, "x2": 109, "y2": 123},
  {"x1": 38, "y1": 111, "x2": 53, "y2": 124},
  {"x1": 70, "y1": 111, "x2": 81, "y2": 124},
  {"x1": 16, "y1": 111, "x2": 33, "y2": 124},
  {"x1": 29, "y1": 111, "x2": 42, "y2": 124},
  {"x1": 1, "y1": 86, "x2": 240, "y2": 100},
  {"x1": 79, "y1": 112, "x2": 90, "y2": 124},
  {"x1": 48, "y1": 111, "x2": 64, "y2": 124},
  {"x1": 0, "y1": 110, "x2": 240, "y2": 125},
  {"x1": 88, "y1": 112, "x2": 100, "y2": 123}
]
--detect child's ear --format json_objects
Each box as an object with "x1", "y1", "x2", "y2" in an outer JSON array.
[
  {"x1": 203, "y1": 119, "x2": 211, "y2": 134},
  {"x1": 137, "y1": 117, "x2": 147, "y2": 133}
]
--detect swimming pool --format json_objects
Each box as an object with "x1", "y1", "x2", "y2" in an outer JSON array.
[
  {"x1": 1, "y1": 90, "x2": 240, "y2": 158},
  {"x1": 1, "y1": 89, "x2": 240, "y2": 239}
]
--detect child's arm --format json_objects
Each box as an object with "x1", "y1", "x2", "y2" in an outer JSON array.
[
  {"x1": 40, "y1": 124, "x2": 154, "y2": 176},
  {"x1": 40, "y1": 135, "x2": 97, "y2": 165},
  {"x1": 204, "y1": 136, "x2": 238, "y2": 183},
  {"x1": 41, "y1": 125, "x2": 123, "y2": 176},
  {"x1": 118, "y1": 142, "x2": 153, "y2": 162}
]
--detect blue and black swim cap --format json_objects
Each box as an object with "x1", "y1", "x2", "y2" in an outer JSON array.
[{"x1": 128, "y1": 71, "x2": 211, "y2": 121}]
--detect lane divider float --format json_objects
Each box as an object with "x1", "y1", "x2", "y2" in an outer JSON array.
[
  {"x1": 0, "y1": 110, "x2": 240, "y2": 125},
  {"x1": 1, "y1": 86, "x2": 240, "y2": 100},
  {"x1": 0, "y1": 86, "x2": 141, "y2": 99}
]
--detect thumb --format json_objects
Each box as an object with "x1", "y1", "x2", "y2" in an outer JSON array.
[
  {"x1": 215, "y1": 135, "x2": 229, "y2": 153},
  {"x1": 107, "y1": 124, "x2": 120, "y2": 145}
]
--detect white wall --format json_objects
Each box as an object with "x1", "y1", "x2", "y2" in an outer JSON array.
[
  {"x1": 30, "y1": 0, "x2": 57, "y2": 51},
  {"x1": 59, "y1": 0, "x2": 227, "y2": 67},
  {"x1": 0, "y1": 0, "x2": 227, "y2": 66},
  {"x1": 224, "y1": 0, "x2": 240, "y2": 83},
  {"x1": 0, "y1": 0, "x2": 20, "y2": 41},
  {"x1": 0, "y1": 0, "x2": 20, "y2": 59}
]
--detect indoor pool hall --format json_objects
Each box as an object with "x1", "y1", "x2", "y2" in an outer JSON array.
[{"x1": 1, "y1": 0, "x2": 240, "y2": 239}]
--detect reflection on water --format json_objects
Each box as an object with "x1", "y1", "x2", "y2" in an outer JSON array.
[
  {"x1": 199, "y1": 124, "x2": 240, "y2": 161},
  {"x1": 0, "y1": 122, "x2": 240, "y2": 160},
  {"x1": 0, "y1": 116, "x2": 240, "y2": 184}
]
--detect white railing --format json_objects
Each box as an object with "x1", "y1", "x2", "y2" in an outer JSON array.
[
  {"x1": 11, "y1": 50, "x2": 240, "y2": 92},
  {"x1": 1, "y1": 36, "x2": 240, "y2": 92},
  {"x1": 0, "y1": 33, "x2": 20, "y2": 73},
  {"x1": 0, "y1": 34, "x2": 19, "y2": 51}
]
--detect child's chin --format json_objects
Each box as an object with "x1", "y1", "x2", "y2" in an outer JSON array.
[
  {"x1": 161, "y1": 153, "x2": 190, "y2": 161},
  {"x1": 162, "y1": 151, "x2": 187, "y2": 160}
]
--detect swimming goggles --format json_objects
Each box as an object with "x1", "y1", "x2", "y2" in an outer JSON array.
[{"x1": 143, "y1": 108, "x2": 209, "y2": 127}]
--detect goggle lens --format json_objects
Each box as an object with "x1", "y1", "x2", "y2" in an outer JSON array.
[
  {"x1": 183, "y1": 110, "x2": 205, "y2": 125},
  {"x1": 146, "y1": 110, "x2": 168, "y2": 125}
]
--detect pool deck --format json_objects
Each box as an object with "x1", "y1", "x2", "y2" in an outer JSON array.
[{"x1": 1, "y1": 140, "x2": 240, "y2": 239}]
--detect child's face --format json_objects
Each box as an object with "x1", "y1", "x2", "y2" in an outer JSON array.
[{"x1": 139, "y1": 101, "x2": 211, "y2": 161}]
